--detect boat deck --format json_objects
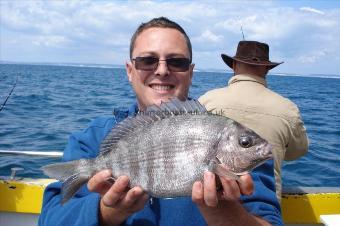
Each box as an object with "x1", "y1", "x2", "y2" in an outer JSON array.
[{"x1": 0, "y1": 179, "x2": 339, "y2": 226}]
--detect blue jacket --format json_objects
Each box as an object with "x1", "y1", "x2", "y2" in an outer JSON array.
[{"x1": 39, "y1": 104, "x2": 283, "y2": 226}]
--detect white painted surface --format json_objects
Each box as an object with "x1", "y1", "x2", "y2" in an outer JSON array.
[
  {"x1": 320, "y1": 215, "x2": 340, "y2": 226},
  {"x1": 0, "y1": 212, "x2": 39, "y2": 226}
]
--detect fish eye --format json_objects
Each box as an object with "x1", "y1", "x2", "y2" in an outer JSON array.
[{"x1": 239, "y1": 136, "x2": 253, "y2": 148}]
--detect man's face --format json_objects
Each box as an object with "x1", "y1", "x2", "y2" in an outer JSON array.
[{"x1": 126, "y1": 27, "x2": 194, "y2": 110}]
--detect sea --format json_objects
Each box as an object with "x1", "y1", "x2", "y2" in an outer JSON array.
[{"x1": 0, "y1": 63, "x2": 339, "y2": 189}]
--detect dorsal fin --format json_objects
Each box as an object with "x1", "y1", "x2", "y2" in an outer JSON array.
[
  {"x1": 145, "y1": 98, "x2": 207, "y2": 116},
  {"x1": 99, "y1": 98, "x2": 207, "y2": 155}
]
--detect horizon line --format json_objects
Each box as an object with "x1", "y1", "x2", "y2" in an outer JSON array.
[{"x1": 1, "y1": 60, "x2": 340, "y2": 78}]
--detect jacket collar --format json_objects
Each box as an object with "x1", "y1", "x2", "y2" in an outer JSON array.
[
  {"x1": 113, "y1": 103, "x2": 138, "y2": 123},
  {"x1": 128, "y1": 103, "x2": 139, "y2": 116},
  {"x1": 228, "y1": 74, "x2": 267, "y2": 87}
]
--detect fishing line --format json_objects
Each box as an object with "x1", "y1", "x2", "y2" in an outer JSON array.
[{"x1": 0, "y1": 76, "x2": 18, "y2": 112}]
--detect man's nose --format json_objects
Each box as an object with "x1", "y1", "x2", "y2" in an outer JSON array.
[{"x1": 154, "y1": 60, "x2": 170, "y2": 77}]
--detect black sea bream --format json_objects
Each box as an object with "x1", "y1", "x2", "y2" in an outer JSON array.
[{"x1": 42, "y1": 99, "x2": 272, "y2": 204}]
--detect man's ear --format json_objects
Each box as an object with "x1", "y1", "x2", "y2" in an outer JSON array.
[
  {"x1": 232, "y1": 61, "x2": 238, "y2": 75},
  {"x1": 126, "y1": 61, "x2": 133, "y2": 82},
  {"x1": 189, "y1": 63, "x2": 195, "y2": 85},
  {"x1": 232, "y1": 61, "x2": 236, "y2": 70}
]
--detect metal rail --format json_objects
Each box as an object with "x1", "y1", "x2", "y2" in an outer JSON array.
[{"x1": 0, "y1": 150, "x2": 63, "y2": 158}]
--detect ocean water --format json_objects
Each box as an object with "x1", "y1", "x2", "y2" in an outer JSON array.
[{"x1": 0, "y1": 63, "x2": 339, "y2": 188}]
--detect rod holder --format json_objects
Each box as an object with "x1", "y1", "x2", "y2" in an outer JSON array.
[{"x1": 10, "y1": 167, "x2": 24, "y2": 180}]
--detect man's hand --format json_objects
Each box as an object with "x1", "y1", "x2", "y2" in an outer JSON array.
[
  {"x1": 192, "y1": 172, "x2": 270, "y2": 226},
  {"x1": 87, "y1": 170, "x2": 149, "y2": 226}
]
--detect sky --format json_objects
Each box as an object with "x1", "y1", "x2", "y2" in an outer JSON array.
[{"x1": 1, "y1": 0, "x2": 340, "y2": 75}]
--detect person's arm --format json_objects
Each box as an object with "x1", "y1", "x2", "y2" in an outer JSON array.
[
  {"x1": 39, "y1": 133, "x2": 102, "y2": 226},
  {"x1": 39, "y1": 117, "x2": 113, "y2": 226},
  {"x1": 39, "y1": 117, "x2": 149, "y2": 226},
  {"x1": 284, "y1": 106, "x2": 309, "y2": 160},
  {"x1": 192, "y1": 173, "x2": 270, "y2": 226},
  {"x1": 241, "y1": 160, "x2": 282, "y2": 225},
  {"x1": 39, "y1": 181, "x2": 101, "y2": 226},
  {"x1": 192, "y1": 160, "x2": 282, "y2": 226},
  {"x1": 87, "y1": 171, "x2": 149, "y2": 226}
]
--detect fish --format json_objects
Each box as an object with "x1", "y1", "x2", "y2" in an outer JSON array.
[{"x1": 42, "y1": 98, "x2": 272, "y2": 204}]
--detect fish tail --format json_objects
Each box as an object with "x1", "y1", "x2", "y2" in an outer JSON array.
[
  {"x1": 41, "y1": 160, "x2": 81, "y2": 180},
  {"x1": 41, "y1": 159, "x2": 93, "y2": 204}
]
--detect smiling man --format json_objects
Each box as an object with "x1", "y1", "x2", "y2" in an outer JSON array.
[
  {"x1": 39, "y1": 17, "x2": 282, "y2": 226},
  {"x1": 126, "y1": 24, "x2": 193, "y2": 110}
]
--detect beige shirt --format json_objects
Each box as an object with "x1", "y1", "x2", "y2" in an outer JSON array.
[{"x1": 199, "y1": 73, "x2": 309, "y2": 200}]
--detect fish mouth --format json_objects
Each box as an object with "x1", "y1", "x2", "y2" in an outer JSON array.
[
  {"x1": 250, "y1": 147, "x2": 274, "y2": 171},
  {"x1": 264, "y1": 143, "x2": 273, "y2": 159},
  {"x1": 234, "y1": 157, "x2": 272, "y2": 176},
  {"x1": 149, "y1": 84, "x2": 175, "y2": 94}
]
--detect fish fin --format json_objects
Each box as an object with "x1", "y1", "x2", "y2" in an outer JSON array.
[
  {"x1": 211, "y1": 163, "x2": 240, "y2": 181},
  {"x1": 61, "y1": 173, "x2": 90, "y2": 204},
  {"x1": 100, "y1": 119, "x2": 135, "y2": 155},
  {"x1": 42, "y1": 160, "x2": 93, "y2": 204},
  {"x1": 41, "y1": 160, "x2": 81, "y2": 181},
  {"x1": 99, "y1": 115, "x2": 154, "y2": 155},
  {"x1": 100, "y1": 98, "x2": 208, "y2": 155},
  {"x1": 145, "y1": 97, "x2": 208, "y2": 115}
]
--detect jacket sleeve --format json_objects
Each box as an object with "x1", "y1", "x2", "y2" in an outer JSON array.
[
  {"x1": 39, "y1": 117, "x2": 115, "y2": 226},
  {"x1": 284, "y1": 106, "x2": 309, "y2": 160},
  {"x1": 38, "y1": 181, "x2": 101, "y2": 226},
  {"x1": 241, "y1": 160, "x2": 283, "y2": 226}
]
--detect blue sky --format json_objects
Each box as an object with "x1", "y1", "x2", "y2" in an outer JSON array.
[{"x1": 1, "y1": 0, "x2": 339, "y2": 75}]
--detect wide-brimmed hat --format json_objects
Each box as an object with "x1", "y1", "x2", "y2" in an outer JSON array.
[{"x1": 221, "y1": 41, "x2": 283, "y2": 70}]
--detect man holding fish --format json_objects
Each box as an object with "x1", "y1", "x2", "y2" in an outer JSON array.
[{"x1": 39, "y1": 17, "x2": 282, "y2": 226}]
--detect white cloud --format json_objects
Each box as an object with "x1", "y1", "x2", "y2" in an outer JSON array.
[
  {"x1": 0, "y1": 0, "x2": 340, "y2": 75},
  {"x1": 297, "y1": 47, "x2": 335, "y2": 63},
  {"x1": 32, "y1": 35, "x2": 70, "y2": 47},
  {"x1": 300, "y1": 7, "x2": 325, "y2": 15},
  {"x1": 197, "y1": 30, "x2": 223, "y2": 43}
]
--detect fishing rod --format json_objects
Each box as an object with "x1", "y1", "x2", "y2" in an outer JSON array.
[
  {"x1": 0, "y1": 77, "x2": 18, "y2": 112},
  {"x1": 241, "y1": 25, "x2": 245, "y2": 40}
]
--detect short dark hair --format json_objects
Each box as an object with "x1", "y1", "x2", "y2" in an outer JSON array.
[{"x1": 129, "y1": 17, "x2": 192, "y2": 62}]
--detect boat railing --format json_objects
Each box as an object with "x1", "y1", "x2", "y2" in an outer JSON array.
[
  {"x1": 0, "y1": 150, "x2": 63, "y2": 180},
  {"x1": 0, "y1": 149, "x2": 63, "y2": 158},
  {"x1": 0, "y1": 150, "x2": 339, "y2": 225}
]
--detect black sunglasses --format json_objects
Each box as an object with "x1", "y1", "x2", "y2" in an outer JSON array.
[{"x1": 132, "y1": 56, "x2": 191, "y2": 72}]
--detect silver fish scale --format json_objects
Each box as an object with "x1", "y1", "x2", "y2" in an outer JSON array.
[
  {"x1": 41, "y1": 99, "x2": 272, "y2": 204},
  {"x1": 96, "y1": 114, "x2": 230, "y2": 197}
]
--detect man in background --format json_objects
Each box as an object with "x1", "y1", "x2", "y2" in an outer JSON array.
[
  {"x1": 39, "y1": 20, "x2": 282, "y2": 226},
  {"x1": 199, "y1": 40, "x2": 309, "y2": 200}
]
